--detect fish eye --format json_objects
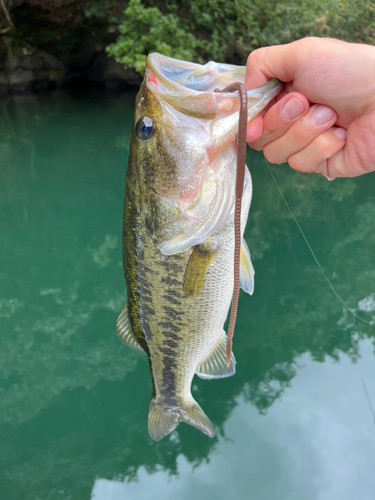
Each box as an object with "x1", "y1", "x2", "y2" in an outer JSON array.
[{"x1": 136, "y1": 117, "x2": 155, "y2": 141}]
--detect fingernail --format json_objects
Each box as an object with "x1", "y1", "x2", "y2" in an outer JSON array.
[
  {"x1": 281, "y1": 97, "x2": 305, "y2": 121},
  {"x1": 333, "y1": 127, "x2": 347, "y2": 141},
  {"x1": 311, "y1": 105, "x2": 334, "y2": 126}
]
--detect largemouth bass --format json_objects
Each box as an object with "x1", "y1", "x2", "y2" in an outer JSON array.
[{"x1": 117, "y1": 53, "x2": 282, "y2": 440}]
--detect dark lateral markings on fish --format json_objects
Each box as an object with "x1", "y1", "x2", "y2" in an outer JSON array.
[{"x1": 116, "y1": 52, "x2": 283, "y2": 441}]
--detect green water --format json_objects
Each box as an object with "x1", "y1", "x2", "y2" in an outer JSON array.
[{"x1": 1, "y1": 91, "x2": 375, "y2": 500}]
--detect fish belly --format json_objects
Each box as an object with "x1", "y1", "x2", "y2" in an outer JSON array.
[
  {"x1": 123, "y1": 168, "x2": 251, "y2": 440},
  {"x1": 134, "y1": 224, "x2": 234, "y2": 404}
]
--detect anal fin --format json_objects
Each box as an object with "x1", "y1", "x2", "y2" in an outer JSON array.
[
  {"x1": 196, "y1": 331, "x2": 236, "y2": 379},
  {"x1": 183, "y1": 243, "x2": 218, "y2": 298},
  {"x1": 116, "y1": 303, "x2": 144, "y2": 351},
  {"x1": 240, "y1": 238, "x2": 254, "y2": 295}
]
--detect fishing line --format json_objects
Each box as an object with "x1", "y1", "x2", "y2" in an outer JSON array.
[
  {"x1": 264, "y1": 158, "x2": 373, "y2": 326},
  {"x1": 361, "y1": 378, "x2": 375, "y2": 424}
]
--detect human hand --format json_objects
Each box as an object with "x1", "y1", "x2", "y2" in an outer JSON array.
[{"x1": 245, "y1": 37, "x2": 375, "y2": 178}]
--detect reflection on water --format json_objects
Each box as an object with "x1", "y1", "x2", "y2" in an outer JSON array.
[
  {"x1": 91, "y1": 340, "x2": 375, "y2": 500},
  {"x1": 1, "y1": 91, "x2": 375, "y2": 500}
]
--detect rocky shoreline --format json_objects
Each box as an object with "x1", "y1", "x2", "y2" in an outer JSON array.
[
  {"x1": 0, "y1": 36, "x2": 141, "y2": 93},
  {"x1": 0, "y1": 0, "x2": 141, "y2": 94}
]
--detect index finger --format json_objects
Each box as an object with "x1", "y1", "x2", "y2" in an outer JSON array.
[{"x1": 245, "y1": 40, "x2": 305, "y2": 90}]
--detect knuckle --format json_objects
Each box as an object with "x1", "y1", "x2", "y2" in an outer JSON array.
[
  {"x1": 248, "y1": 140, "x2": 264, "y2": 152},
  {"x1": 247, "y1": 47, "x2": 267, "y2": 69},
  {"x1": 298, "y1": 37, "x2": 319, "y2": 53},
  {"x1": 301, "y1": 36, "x2": 318, "y2": 46},
  {"x1": 289, "y1": 124, "x2": 308, "y2": 144},
  {"x1": 263, "y1": 113, "x2": 280, "y2": 135},
  {"x1": 263, "y1": 121, "x2": 282, "y2": 139},
  {"x1": 288, "y1": 154, "x2": 304, "y2": 172},
  {"x1": 314, "y1": 133, "x2": 331, "y2": 156},
  {"x1": 263, "y1": 145, "x2": 282, "y2": 164}
]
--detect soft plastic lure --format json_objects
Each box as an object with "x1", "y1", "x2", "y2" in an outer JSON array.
[{"x1": 214, "y1": 83, "x2": 248, "y2": 366}]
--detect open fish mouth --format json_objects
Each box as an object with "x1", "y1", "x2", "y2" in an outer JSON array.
[{"x1": 145, "y1": 52, "x2": 283, "y2": 120}]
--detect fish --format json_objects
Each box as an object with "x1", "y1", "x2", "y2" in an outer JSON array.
[{"x1": 116, "y1": 53, "x2": 282, "y2": 441}]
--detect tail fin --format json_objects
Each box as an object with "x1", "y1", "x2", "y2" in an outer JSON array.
[{"x1": 148, "y1": 398, "x2": 215, "y2": 441}]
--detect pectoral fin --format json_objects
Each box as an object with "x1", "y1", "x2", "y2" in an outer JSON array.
[
  {"x1": 240, "y1": 238, "x2": 254, "y2": 295},
  {"x1": 196, "y1": 332, "x2": 236, "y2": 379},
  {"x1": 116, "y1": 303, "x2": 144, "y2": 351},
  {"x1": 183, "y1": 244, "x2": 218, "y2": 298}
]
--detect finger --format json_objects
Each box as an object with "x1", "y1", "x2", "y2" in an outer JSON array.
[
  {"x1": 287, "y1": 127, "x2": 346, "y2": 174},
  {"x1": 315, "y1": 127, "x2": 371, "y2": 178},
  {"x1": 245, "y1": 40, "x2": 307, "y2": 89},
  {"x1": 263, "y1": 104, "x2": 337, "y2": 164},
  {"x1": 247, "y1": 89, "x2": 296, "y2": 143},
  {"x1": 248, "y1": 92, "x2": 310, "y2": 150},
  {"x1": 275, "y1": 88, "x2": 289, "y2": 103},
  {"x1": 247, "y1": 115, "x2": 263, "y2": 143}
]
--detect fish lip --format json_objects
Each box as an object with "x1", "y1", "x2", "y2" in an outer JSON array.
[
  {"x1": 145, "y1": 53, "x2": 283, "y2": 120},
  {"x1": 246, "y1": 78, "x2": 283, "y2": 96},
  {"x1": 146, "y1": 52, "x2": 283, "y2": 97},
  {"x1": 146, "y1": 53, "x2": 205, "y2": 94}
]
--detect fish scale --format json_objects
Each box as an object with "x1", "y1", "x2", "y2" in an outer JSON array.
[{"x1": 117, "y1": 53, "x2": 282, "y2": 440}]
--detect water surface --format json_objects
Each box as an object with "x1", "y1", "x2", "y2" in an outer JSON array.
[{"x1": 1, "y1": 91, "x2": 375, "y2": 500}]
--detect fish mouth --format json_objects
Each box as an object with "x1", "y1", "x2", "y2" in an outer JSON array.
[
  {"x1": 147, "y1": 53, "x2": 247, "y2": 93},
  {"x1": 145, "y1": 53, "x2": 283, "y2": 119}
]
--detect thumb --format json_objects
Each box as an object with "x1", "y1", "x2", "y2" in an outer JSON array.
[{"x1": 245, "y1": 40, "x2": 305, "y2": 90}]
